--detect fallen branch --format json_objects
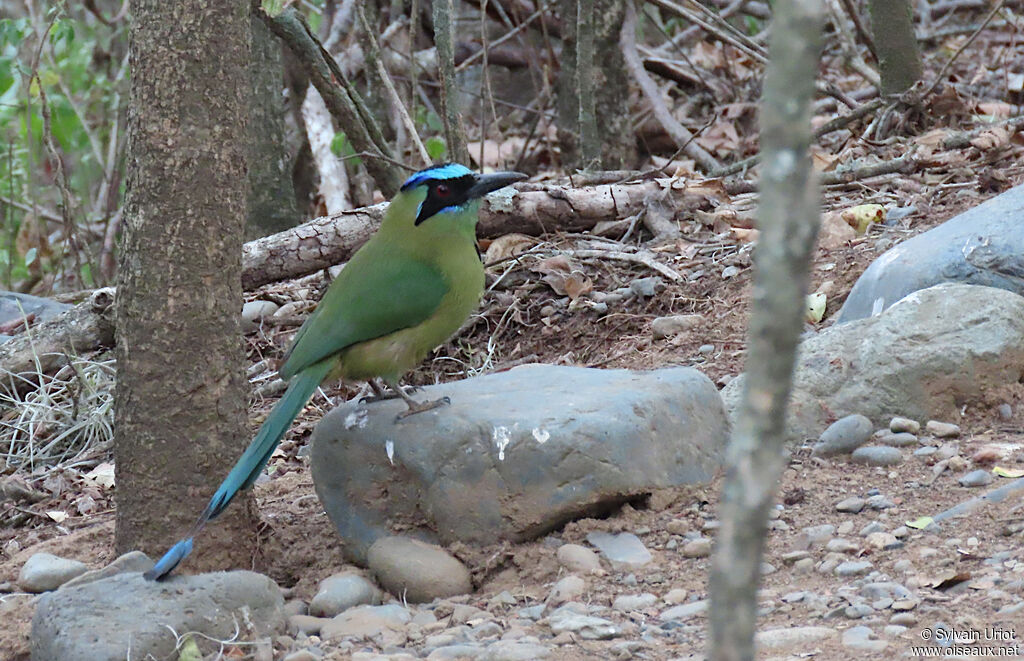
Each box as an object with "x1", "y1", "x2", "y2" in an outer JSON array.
[
  {"x1": 241, "y1": 179, "x2": 703, "y2": 289},
  {"x1": 0, "y1": 288, "x2": 115, "y2": 385}
]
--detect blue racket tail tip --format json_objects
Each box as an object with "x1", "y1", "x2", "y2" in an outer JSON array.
[{"x1": 144, "y1": 537, "x2": 194, "y2": 581}]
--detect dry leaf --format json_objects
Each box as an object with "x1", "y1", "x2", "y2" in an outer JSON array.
[
  {"x1": 969, "y1": 127, "x2": 1010, "y2": 151},
  {"x1": 994, "y1": 466, "x2": 1024, "y2": 478},
  {"x1": 84, "y1": 462, "x2": 116, "y2": 489},
  {"x1": 841, "y1": 204, "x2": 885, "y2": 234},
  {"x1": 484, "y1": 233, "x2": 535, "y2": 264},
  {"x1": 46, "y1": 510, "x2": 68, "y2": 523},
  {"x1": 806, "y1": 292, "x2": 827, "y2": 323}
]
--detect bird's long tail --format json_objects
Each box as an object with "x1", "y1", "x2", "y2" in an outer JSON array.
[{"x1": 144, "y1": 358, "x2": 334, "y2": 581}]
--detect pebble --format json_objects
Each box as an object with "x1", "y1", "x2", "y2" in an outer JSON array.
[
  {"x1": 548, "y1": 575, "x2": 585, "y2": 605},
  {"x1": 556, "y1": 544, "x2": 601, "y2": 574},
  {"x1": 663, "y1": 588, "x2": 689, "y2": 604},
  {"x1": 781, "y1": 551, "x2": 811, "y2": 564},
  {"x1": 650, "y1": 314, "x2": 701, "y2": 339},
  {"x1": 926, "y1": 420, "x2": 961, "y2": 438},
  {"x1": 859, "y1": 521, "x2": 884, "y2": 535},
  {"x1": 936, "y1": 441, "x2": 960, "y2": 460},
  {"x1": 851, "y1": 446, "x2": 904, "y2": 466},
  {"x1": 998, "y1": 403, "x2": 1013, "y2": 420},
  {"x1": 367, "y1": 536, "x2": 472, "y2": 603},
  {"x1": 825, "y1": 538, "x2": 859, "y2": 554},
  {"x1": 812, "y1": 414, "x2": 873, "y2": 457},
  {"x1": 835, "y1": 497, "x2": 866, "y2": 513},
  {"x1": 866, "y1": 494, "x2": 895, "y2": 509},
  {"x1": 629, "y1": 277, "x2": 661, "y2": 298},
  {"x1": 482, "y1": 640, "x2": 551, "y2": 660},
  {"x1": 585, "y1": 532, "x2": 652, "y2": 568},
  {"x1": 958, "y1": 469, "x2": 994, "y2": 487},
  {"x1": 18, "y1": 552, "x2": 89, "y2": 592},
  {"x1": 659, "y1": 600, "x2": 708, "y2": 621},
  {"x1": 889, "y1": 612, "x2": 917, "y2": 626},
  {"x1": 889, "y1": 417, "x2": 921, "y2": 434},
  {"x1": 878, "y1": 432, "x2": 918, "y2": 447},
  {"x1": 282, "y1": 651, "x2": 322, "y2": 661},
  {"x1": 842, "y1": 625, "x2": 888, "y2": 652},
  {"x1": 835, "y1": 561, "x2": 873, "y2": 577},
  {"x1": 844, "y1": 604, "x2": 874, "y2": 619},
  {"x1": 242, "y1": 299, "x2": 280, "y2": 322},
  {"x1": 698, "y1": 344, "x2": 715, "y2": 355},
  {"x1": 800, "y1": 524, "x2": 836, "y2": 545},
  {"x1": 612, "y1": 593, "x2": 658, "y2": 612},
  {"x1": 681, "y1": 538, "x2": 712, "y2": 558},
  {"x1": 426, "y1": 644, "x2": 483, "y2": 659},
  {"x1": 793, "y1": 558, "x2": 814, "y2": 573},
  {"x1": 289, "y1": 614, "x2": 329, "y2": 636},
  {"x1": 755, "y1": 626, "x2": 836, "y2": 649},
  {"x1": 320, "y1": 604, "x2": 411, "y2": 641},
  {"x1": 913, "y1": 446, "x2": 936, "y2": 459},
  {"x1": 884, "y1": 624, "x2": 908, "y2": 637},
  {"x1": 547, "y1": 606, "x2": 620, "y2": 640},
  {"x1": 721, "y1": 265, "x2": 740, "y2": 278},
  {"x1": 309, "y1": 572, "x2": 381, "y2": 617},
  {"x1": 866, "y1": 532, "x2": 901, "y2": 550}
]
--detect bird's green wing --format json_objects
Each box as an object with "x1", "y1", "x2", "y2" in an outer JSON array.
[{"x1": 278, "y1": 256, "x2": 447, "y2": 380}]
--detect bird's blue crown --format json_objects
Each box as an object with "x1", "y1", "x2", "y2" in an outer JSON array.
[{"x1": 401, "y1": 163, "x2": 474, "y2": 191}]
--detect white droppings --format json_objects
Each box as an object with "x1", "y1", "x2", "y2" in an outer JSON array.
[
  {"x1": 871, "y1": 297, "x2": 886, "y2": 317},
  {"x1": 532, "y1": 427, "x2": 550, "y2": 444},
  {"x1": 344, "y1": 409, "x2": 369, "y2": 430},
  {"x1": 385, "y1": 439, "x2": 395, "y2": 465},
  {"x1": 493, "y1": 426, "x2": 512, "y2": 461}
]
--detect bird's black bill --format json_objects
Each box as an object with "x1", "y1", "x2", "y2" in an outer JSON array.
[{"x1": 467, "y1": 171, "x2": 527, "y2": 199}]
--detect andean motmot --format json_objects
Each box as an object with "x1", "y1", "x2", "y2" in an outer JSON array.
[{"x1": 144, "y1": 163, "x2": 526, "y2": 581}]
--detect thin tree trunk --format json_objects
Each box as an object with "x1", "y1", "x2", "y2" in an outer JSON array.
[
  {"x1": 115, "y1": 0, "x2": 256, "y2": 570},
  {"x1": 869, "y1": 0, "x2": 922, "y2": 95},
  {"x1": 433, "y1": 0, "x2": 471, "y2": 164},
  {"x1": 708, "y1": 0, "x2": 825, "y2": 659}
]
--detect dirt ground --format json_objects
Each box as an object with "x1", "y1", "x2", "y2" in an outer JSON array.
[{"x1": 2, "y1": 169, "x2": 1024, "y2": 660}]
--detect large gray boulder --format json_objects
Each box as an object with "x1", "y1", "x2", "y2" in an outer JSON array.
[
  {"x1": 32, "y1": 571, "x2": 284, "y2": 661},
  {"x1": 722, "y1": 283, "x2": 1024, "y2": 442},
  {"x1": 837, "y1": 184, "x2": 1024, "y2": 323},
  {"x1": 311, "y1": 364, "x2": 727, "y2": 563}
]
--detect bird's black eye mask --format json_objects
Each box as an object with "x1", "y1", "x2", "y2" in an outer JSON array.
[{"x1": 414, "y1": 174, "x2": 476, "y2": 225}]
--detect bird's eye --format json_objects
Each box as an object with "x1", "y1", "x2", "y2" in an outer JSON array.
[{"x1": 435, "y1": 183, "x2": 451, "y2": 197}]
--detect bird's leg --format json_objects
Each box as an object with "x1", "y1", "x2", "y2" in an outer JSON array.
[
  {"x1": 384, "y1": 377, "x2": 450, "y2": 420},
  {"x1": 360, "y1": 378, "x2": 422, "y2": 403}
]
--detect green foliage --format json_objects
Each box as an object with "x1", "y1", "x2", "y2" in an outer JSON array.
[
  {"x1": 425, "y1": 136, "x2": 447, "y2": 162},
  {"x1": 0, "y1": 5, "x2": 128, "y2": 291}
]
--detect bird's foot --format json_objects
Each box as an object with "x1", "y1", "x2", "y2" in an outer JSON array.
[
  {"x1": 360, "y1": 381, "x2": 422, "y2": 404},
  {"x1": 394, "y1": 396, "x2": 451, "y2": 421}
]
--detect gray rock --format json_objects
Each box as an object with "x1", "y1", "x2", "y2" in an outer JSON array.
[
  {"x1": 722, "y1": 284, "x2": 1024, "y2": 441},
  {"x1": 813, "y1": 414, "x2": 873, "y2": 456},
  {"x1": 755, "y1": 626, "x2": 836, "y2": 649},
  {"x1": 31, "y1": 571, "x2": 283, "y2": 661},
  {"x1": 835, "y1": 561, "x2": 873, "y2": 577},
  {"x1": 309, "y1": 572, "x2": 381, "y2": 617},
  {"x1": 629, "y1": 277, "x2": 662, "y2": 298},
  {"x1": 845, "y1": 604, "x2": 874, "y2": 619},
  {"x1": 879, "y1": 432, "x2": 918, "y2": 447},
  {"x1": 19, "y1": 553, "x2": 88, "y2": 593},
  {"x1": 681, "y1": 537, "x2": 712, "y2": 558},
  {"x1": 998, "y1": 403, "x2": 1013, "y2": 420},
  {"x1": 835, "y1": 497, "x2": 866, "y2": 513},
  {"x1": 889, "y1": 417, "x2": 921, "y2": 434},
  {"x1": 958, "y1": 469, "x2": 994, "y2": 487},
  {"x1": 851, "y1": 446, "x2": 904, "y2": 466},
  {"x1": 320, "y1": 604, "x2": 410, "y2": 641},
  {"x1": 836, "y1": 184, "x2": 1024, "y2": 323},
  {"x1": 800, "y1": 524, "x2": 836, "y2": 545},
  {"x1": 866, "y1": 494, "x2": 895, "y2": 509},
  {"x1": 0, "y1": 292, "x2": 71, "y2": 332},
  {"x1": 556, "y1": 544, "x2": 601, "y2": 574},
  {"x1": 860, "y1": 582, "x2": 914, "y2": 601},
  {"x1": 651, "y1": 314, "x2": 701, "y2": 339},
  {"x1": 925, "y1": 420, "x2": 961, "y2": 438},
  {"x1": 366, "y1": 536, "x2": 471, "y2": 603},
  {"x1": 548, "y1": 575, "x2": 585, "y2": 605},
  {"x1": 312, "y1": 365, "x2": 726, "y2": 562},
  {"x1": 842, "y1": 625, "x2": 887, "y2": 652},
  {"x1": 585, "y1": 531, "x2": 652, "y2": 568},
  {"x1": 242, "y1": 300, "x2": 280, "y2": 322},
  {"x1": 659, "y1": 600, "x2": 708, "y2": 620},
  {"x1": 60, "y1": 551, "x2": 153, "y2": 590},
  {"x1": 483, "y1": 640, "x2": 551, "y2": 660},
  {"x1": 546, "y1": 606, "x2": 619, "y2": 640},
  {"x1": 427, "y1": 644, "x2": 484, "y2": 659},
  {"x1": 288, "y1": 614, "x2": 328, "y2": 635},
  {"x1": 611, "y1": 593, "x2": 657, "y2": 612}
]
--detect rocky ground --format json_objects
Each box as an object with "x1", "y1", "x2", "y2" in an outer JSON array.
[{"x1": 2, "y1": 174, "x2": 1024, "y2": 659}]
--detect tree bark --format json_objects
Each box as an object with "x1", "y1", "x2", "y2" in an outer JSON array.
[
  {"x1": 557, "y1": 0, "x2": 637, "y2": 170},
  {"x1": 708, "y1": 0, "x2": 825, "y2": 659},
  {"x1": 869, "y1": 0, "x2": 922, "y2": 95},
  {"x1": 247, "y1": 13, "x2": 301, "y2": 239},
  {"x1": 115, "y1": 0, "x2": 256, "y2": 569}
]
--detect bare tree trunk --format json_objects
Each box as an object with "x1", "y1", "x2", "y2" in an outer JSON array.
[
  {"x1": 247, "y1": 13, "x2": 301, "y2": 239},
  {"x1": 115, "y1": 0, "x2": 256, "y2": 570},
  {"x1": 869, "y1": 0, "x2": 922, "y2": 95},
  {"x1": 558, "y1": 0, "x2": 636, "y2": 170},
  {"x1": 433, "y1": 0, "x2": 471, "y2": 164},
  {"x1": 708, "y1": 1, "x2": 825, "y2": 659}
]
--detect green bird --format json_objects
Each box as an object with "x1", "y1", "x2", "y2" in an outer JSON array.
[{"x1": 145, "y1": 163, "x2": 525, "y2": 581}]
